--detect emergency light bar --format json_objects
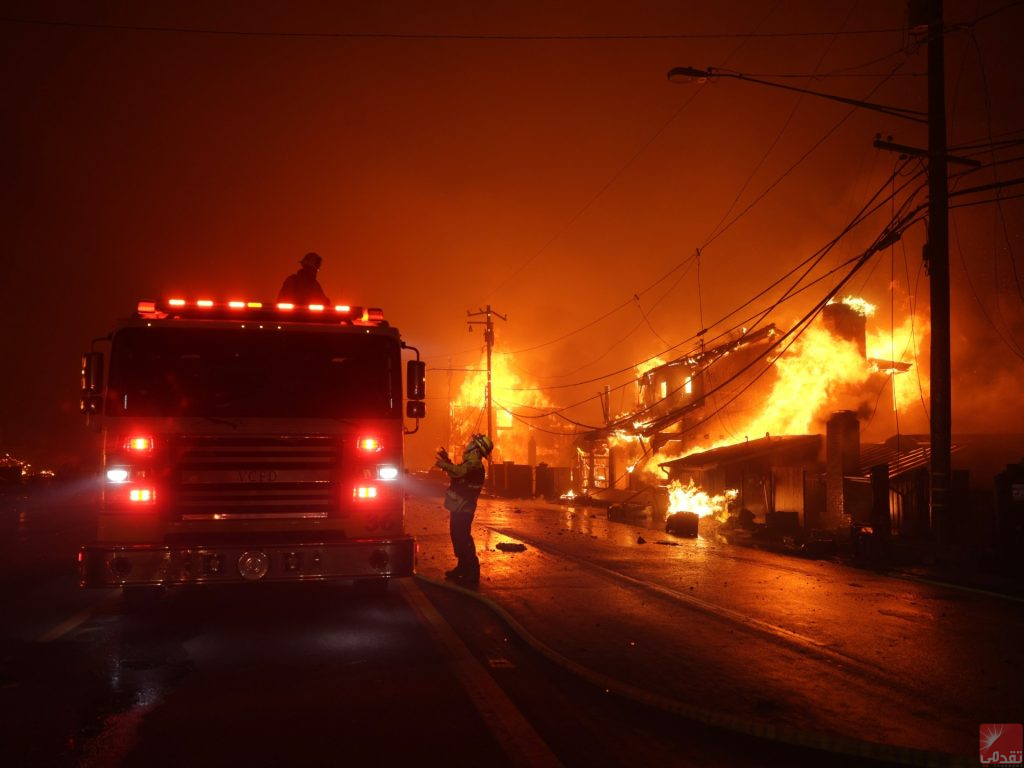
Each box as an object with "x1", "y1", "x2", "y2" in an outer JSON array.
[{"x1": 136, "y1": 299, "x2": 385, "y2": 326}]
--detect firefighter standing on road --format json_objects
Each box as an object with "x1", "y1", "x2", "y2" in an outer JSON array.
[
  {"x1": 435, "y1": 433, "x2": 493, "y2": 585},
  {"x1": 277, "y1": 251, "x2": 331, "y2": 306}
]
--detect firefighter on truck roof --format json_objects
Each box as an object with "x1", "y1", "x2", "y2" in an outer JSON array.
[
  {"x1": 435, "y1": 433, "x2": 493, "y2": 586},
  {"x1": 277, "y1": 251, "x2": 331, "y2": 306}
]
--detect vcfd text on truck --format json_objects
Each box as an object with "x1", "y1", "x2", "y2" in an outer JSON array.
[{"x1": 78, "y1": 297, "x2": 426, "y2": 598}]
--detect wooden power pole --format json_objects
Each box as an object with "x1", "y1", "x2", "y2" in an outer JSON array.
[{"x1": 467, "y1": 305, "x2": 507, "y2": 440}]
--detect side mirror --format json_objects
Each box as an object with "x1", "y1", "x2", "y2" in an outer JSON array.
[
  {"x1": 406, "y1": 401, "x2": 425, "y2": 419},
  {"x1": 80, "y1": 352, "x2": 104, "y2": 414},
  {"x1": 406, "y1": 360, "x2": 426, "y2": 400}
]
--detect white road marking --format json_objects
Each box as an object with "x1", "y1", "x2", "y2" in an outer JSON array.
[{"x1": 399, "y1": 578, "x2": 563, "y2": 768}]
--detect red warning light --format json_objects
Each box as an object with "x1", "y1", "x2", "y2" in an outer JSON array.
[
  {"x1": 357, "y1": 437, "x2": 382, "y2": 453},
  {"x1": 124, "y1": 436, "x2": 154, "y2": 452}
]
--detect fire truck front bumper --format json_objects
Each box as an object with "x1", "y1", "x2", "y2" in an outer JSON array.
[{"x1": 79, "y1": 537, "x2": 416, "y2": 587}]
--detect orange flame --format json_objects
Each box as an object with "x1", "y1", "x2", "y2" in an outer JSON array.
[
  {"x1": 866, "y1": 313, "x2": 930, "y2": 412},
  {"x1": 450, "y1": 350, "x2": 555, "y2": 465},
  {"x1": 744, "y1": 324, "x2": 865, "y2": 436},
  {"x1": 667, "y1": 479, "x2": 738, "y2": 519},
  {"x1": 640, "y1": 301, "x2": 929, "y2": 479}
]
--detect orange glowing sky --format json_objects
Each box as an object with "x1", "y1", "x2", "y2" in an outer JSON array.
[{"x1": 2, "y1": 1, "x2": 1022, "y2": 469}]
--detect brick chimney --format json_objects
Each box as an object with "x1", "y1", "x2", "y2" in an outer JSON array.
[{"x1": 825, "y1": 410, "x2": 860, "y2": 530}]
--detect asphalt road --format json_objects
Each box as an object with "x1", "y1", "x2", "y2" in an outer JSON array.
[{"x1": 2, "y1": 480, "x2": 1020, "y2": 767}]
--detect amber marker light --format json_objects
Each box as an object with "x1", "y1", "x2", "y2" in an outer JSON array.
[
  {"x1": 309, "y1": 304, "x2": 325, "y2": 311},
  {"x1": 129, "y1": 488, "x2": 155, "y2": 503},
  {"x1": 353, "y1": 485, "x2": 378, "y2": 499},
  {"x1": 277, "y1": 302, "x2": 295, "y2": 310},
  {"x1": 168, "y1": 298, "x2": 186, "y2": 307},
  {"x1": 228, "y1": 301, "x2": 246, "y2": 309},
  {"x1": 196, "y1": 299, "x2": 214, "y2": 307}
]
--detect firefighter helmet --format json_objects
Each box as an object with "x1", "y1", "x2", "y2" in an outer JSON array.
[
  {"x1": 466, "y1": 433, "x2": 493, "y2": 457},
  {"x1": 300, "y1": 251, "x2": 322, "y2": 268}
]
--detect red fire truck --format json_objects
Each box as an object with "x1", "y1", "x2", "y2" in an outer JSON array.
[{"x1": 78, "y1": 297, "x2": 426, "y2": 595}]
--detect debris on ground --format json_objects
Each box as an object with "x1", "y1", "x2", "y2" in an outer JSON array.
[
  {"x1": 496, "y1": 542, "x2": 527, "y2": 553},
  {"x1": 665, "y1": 511, "x2": 699, "y2": 537},
  {"x1": 637, "y1": 536, "x2": 647, "y2": 544}
]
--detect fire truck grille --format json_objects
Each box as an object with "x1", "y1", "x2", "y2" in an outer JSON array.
[{"x1": 172, "y1": 436, "x2": 339, "y2": 519}]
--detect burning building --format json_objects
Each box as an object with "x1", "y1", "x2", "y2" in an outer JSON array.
[{"x1": 574, "y1": 296, "x2": 939, "y2": 535}]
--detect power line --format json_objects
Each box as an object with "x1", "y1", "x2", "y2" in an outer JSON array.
[
  {"x1": 508, "y1": 224, "x2": 907, "y2": 438},
  {"x1": 498, "y1": 64, "x2": 915, "y2": 373},
  {"x1": 508, "y1": 188, "x2": 929, "y2": 425},
  {"x1": 507, "y1": 158, "x2": 925, "y2": 397},
  {"x1": 0, "y1": 16, "x2": 910, "y2": 40}
]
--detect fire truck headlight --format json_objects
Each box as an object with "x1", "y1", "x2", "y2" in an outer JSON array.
[
  {"x1": 106, "y1": 468, "x2": 129, "y2": 483},
  {"x1": 377, "y1": 465, "x2": 399, "y2": 481}
]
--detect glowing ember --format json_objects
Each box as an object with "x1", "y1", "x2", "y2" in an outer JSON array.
[{"x1": 667, "y1": 479, "x2": 738, "y2": 520}]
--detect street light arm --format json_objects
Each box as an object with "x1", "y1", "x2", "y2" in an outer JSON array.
[{"x1": 667, "y1": 66, "x2": 928, "y2": 124}]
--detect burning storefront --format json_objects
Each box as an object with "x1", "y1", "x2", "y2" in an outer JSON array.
[{"x1": 658, "y1": 434, "x2": 825, "y2": 532}]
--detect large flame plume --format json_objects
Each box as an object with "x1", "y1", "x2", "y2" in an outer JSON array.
[
  {"x1": 449, "y1": 349, "x2": 559, "y2": 465},
  {"x1": 643, "y1": 300, "x2": 929, "y2": 476},
  {"x1": 866, "y1": 313, "x2": 930, "y2": 412},
  {"x1": 743, "y1": 324, "x2": 865, "y2": 436}
]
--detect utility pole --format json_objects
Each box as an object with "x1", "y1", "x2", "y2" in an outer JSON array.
[
  {"x1": 670, "y1": 0, "x2": 953, "y2": 541},
  {"x1": 467, "y1": 305, "x2": 507, "y2": 440},
  {"x1": 446, "y1": 356, "x2": 452, "y2": 452},
  {"x1": 923, "y1": 0, "x2": 951, "y2": 542}
]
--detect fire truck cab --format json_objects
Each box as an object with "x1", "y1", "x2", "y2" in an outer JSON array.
[{"x1": 78, "y1": 297, "x2": 426, "y2": 592}]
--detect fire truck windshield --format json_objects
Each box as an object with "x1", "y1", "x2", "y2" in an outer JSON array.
[{"x1": 105, "y1": 327, "x2": 399, "y2": 419}]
